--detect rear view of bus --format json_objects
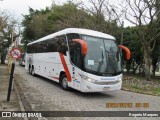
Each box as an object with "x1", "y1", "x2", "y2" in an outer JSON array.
[{"x1": 26, "y1": 28, "x2": 130, "y2": 92}]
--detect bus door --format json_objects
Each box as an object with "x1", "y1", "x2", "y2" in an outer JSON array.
[{"x1": 70, "y1": 45, "x2": 82, "y2": 90}]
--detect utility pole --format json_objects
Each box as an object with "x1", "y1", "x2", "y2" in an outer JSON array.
[{"x1": 120, "y1": 21, "x2": 124, "y2": 45}]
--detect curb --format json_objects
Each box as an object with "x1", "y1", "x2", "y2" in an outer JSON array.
[
  {"x1": 14, "y1": 79, "x2": 38, "y2": 120},
  {"x1": 122, "y1": 88, "x2": 159, "y2": 96},
  {"x1": 14, "y1": 80, "x2": 29, "y2": 120}
]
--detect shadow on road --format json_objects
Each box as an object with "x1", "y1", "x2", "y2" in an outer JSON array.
[{"x1": 33, "y1": 74, "x2": 115, "y2": 99}]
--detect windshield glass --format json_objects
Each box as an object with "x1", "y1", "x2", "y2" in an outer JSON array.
[{"x1": 82, "y1": 35, "x2": 121, "y2": 76}]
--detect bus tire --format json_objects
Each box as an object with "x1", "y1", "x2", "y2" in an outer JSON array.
[
  {"x1": 60, "y1": 74, "x2": 69, "y2": 90},
  {"x1": 31, "y1": 66, "x2": 35, "y2": 76},
  {"x1": 29, "y1": 66, "x2": 32, "y2": 75}
]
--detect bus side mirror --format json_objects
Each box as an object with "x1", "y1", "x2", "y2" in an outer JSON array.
[
  {"x1": 72, "y1": 39, "x2": 88, "y2": 56},
  {"x1": 119, "y1": 45, "x2": 131, "y2": 60}
]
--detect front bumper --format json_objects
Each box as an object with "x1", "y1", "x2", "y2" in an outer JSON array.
[{"x1": 80, "y1": 80, "x2": 122, "y2": 92}]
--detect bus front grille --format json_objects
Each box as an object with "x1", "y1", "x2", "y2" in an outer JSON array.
[{"x1": 93, "y1": 80, "x2": 120, "y2": 85}]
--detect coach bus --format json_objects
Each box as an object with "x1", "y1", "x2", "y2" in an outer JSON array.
[{"x1": 25, "y1": 28, "x2": 130, "y2": 92}]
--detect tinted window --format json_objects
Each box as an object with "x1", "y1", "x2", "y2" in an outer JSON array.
[
  {"x1": 70, "y1": 45, "x2": 82, "y2": 68},
  {"x1": 66, "y1": 33, "x2": 80, "y2": 44},
  {"x1": 27, "y1": 45, "x2": 30, "y2": 53},
  {"x1": 27, "y1": 45, "x2": 33, "y2": 53},
  {"x1": 27, "y1": 35, "x2": 68, "y2": 54},
  {"x1": 47, "y1": 38, "x2": 57, "y2": 52},
  {"x1": 55, "y1": 35, "x2": 68, "y2": 55}
]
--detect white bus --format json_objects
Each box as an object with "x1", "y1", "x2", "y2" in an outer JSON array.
[{"x1": 25, "y1": 28, "x2": 130, "y2": 92}]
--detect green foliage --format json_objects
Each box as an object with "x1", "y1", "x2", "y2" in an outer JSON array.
[
  {"x1": 114, "y1": 26, "x2": 146, "y2": 73},
  {"x1": 22, "y1": 1, "x2": 119, "y2": 45},
  {"x1": 116, "y1": 24, "x2": 160, "y2": 76},
  {"x1": 0, "y1": 11, "x2": 21, "y2": 64},
  {"x1": 0, "y1": 13, "x2": 10, "y2": 52},
  {"x1": 151, "y1": 36, "x2": 160, "y2": 76},
  {"x1": 115, "y1": 26, "x2": 143, "y2": 63},
  {"x1": 22, "y1": 7, "x2": 52, "y2": 42},
  {"x1": 21, "y1": 1, "x2": 160, "y2": 76}
]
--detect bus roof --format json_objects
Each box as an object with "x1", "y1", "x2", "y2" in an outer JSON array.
[{"x1": 27, "y1": 28, "x2": 115, "y2": 45}]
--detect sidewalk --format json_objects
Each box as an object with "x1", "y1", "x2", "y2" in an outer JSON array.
[{"x1": 0, "y1": 64, "x2": 23, "y2": 120}]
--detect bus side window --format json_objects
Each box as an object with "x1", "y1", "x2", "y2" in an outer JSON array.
[
  {"x1": 27, "y1": 45, "x2": 31, "y2": 53},
  {"x1": 70, "y1": 45, "x2": 82, "y2": 68},
  {"x1": 30, "y1": 45, "x2": 33, "y2": 53},
  {"x1": 47, "y1": 39, "x2": 57, "y2": 52},
  {"x1": 36, "y1": 42, "x2": 41, "y2": 53},
  {"x1": 34, "y1": 43, "x2": 37, "y2": 53},
  {"x1": 39, "y1": 41, "x2": 46, "y2": 53},
  {"x1": 66, "y1": 33, "x2": 82, "y2": 67},
  {"x1": 46, "y1": 39, "x2": 51, "y2": 52},
  {"x1": 66, "y1": 33, "x2": 80, "y2": 45},
  {"x1": 52, "y1": 38, "x2": 57, "y2": 52},
  {"x1": 56, "y1": 35, "x2": 68, "y2": 55},
  {"x1": 42, "y1": 41, "x2": 47, "y2": 52}
]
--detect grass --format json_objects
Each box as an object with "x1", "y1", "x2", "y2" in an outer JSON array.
[
  {"x1": 153, "y1": 88, "x2": 160, "y2": 92},
  {"x1": 122, "y1": 74, "x2": 160, "y2": 96}
]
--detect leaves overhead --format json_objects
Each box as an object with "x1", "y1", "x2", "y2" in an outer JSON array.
[
  {"x1": 22, "y1": 1, "x2": 118, "y2": 43},
  {"x1": 21, "y1": 0, "x2": 160, "y2": 78}
]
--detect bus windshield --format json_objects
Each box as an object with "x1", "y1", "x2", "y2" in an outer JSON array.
[{"x1": 82, "y1": 35, "x2": 122, "y2": 76}]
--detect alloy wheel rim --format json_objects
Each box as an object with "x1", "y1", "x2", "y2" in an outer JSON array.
[
  {"x1": 62, "y1": 77, "x2": 68, "y2": 88},
  {"x1": 32, "y1": 68, "x2": 34, "y2": 75}
]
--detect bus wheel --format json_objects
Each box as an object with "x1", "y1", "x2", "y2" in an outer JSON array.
[
  {"x1": 60, "y1": 74, "x2": 69, "y2": 90},
  {"x1": 31, "y1": 66, "x2": 35, "y2": 76},
  {"x1": 29, "y1": 66, "x2": 32, "y2": 75}
]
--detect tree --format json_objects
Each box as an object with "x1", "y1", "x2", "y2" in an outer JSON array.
[
  {"x1": 124, "y1": 0, "x2": 160, "y2": 81},
  {"x1": 48, "y1": 2, "x2": 95, "y2": 31},
  {"x1": 151, "y1": 0, "x2": 160, "y2": 77},
  {"x1": 22, "y1": 1, "x2": 118, "y2": 43},
  {"x1": 82, "y1": 0, "x2": 120, "y2": 35},
  {"x1": 151, "y1": 40, "x2": 160, "y2": 77},
  {"x1": 115, "y1": 26, "x2": 144, "y2": 74},
  {"x1": 0, "y1": 11, "x2": 20, "y2": 64},
  {"x1": 0, "y1": 12, "x2": 9, "y2": 64}
]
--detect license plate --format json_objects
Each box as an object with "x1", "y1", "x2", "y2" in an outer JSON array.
[{"x1": 103, "y1": 87, "x2": 110, "y2": 91}]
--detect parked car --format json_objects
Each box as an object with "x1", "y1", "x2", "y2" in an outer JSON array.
[{"x1": 19, "y1": 53, "x2": 26, "y2": 66}]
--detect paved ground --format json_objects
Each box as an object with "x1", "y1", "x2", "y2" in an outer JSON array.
[
  {"x1": 0, "y1": 64, "x2": 23, "y2": 120},
  {"x1": 14, "y1": 64, "x2": 160, "y2": 120}
]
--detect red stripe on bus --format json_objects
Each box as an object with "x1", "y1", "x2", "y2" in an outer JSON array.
[
  {"x1": 48, "y1": 76, "x2": 59, "y2": 80},
  {"x1": 59, "y1": 53, "x2": 71, "y2": 82}
]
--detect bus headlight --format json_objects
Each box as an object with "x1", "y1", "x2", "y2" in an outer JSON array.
[
  {"x1": 81, "y1": 75, "x2": 97, "y2": 83},
  {"x1": 87, "y1": 78, "x2": 95, "y2": 83},
  {"x1": 86, "y1": 78, "x2": 97, "y2": 83}
]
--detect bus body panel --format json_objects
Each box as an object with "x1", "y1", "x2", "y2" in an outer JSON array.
[
  {"x1": 69, "y1": 66, "x2": 82, "y2": 91},
  {"x1": 26, "y1": 52, "x2": 60, "y2": 82},
  {"x1": 80, "y1": 72, "x2": 122, "y2": 92},
  {"x1": 26, "y1": 51, "x2": 122, "y2": 92}
]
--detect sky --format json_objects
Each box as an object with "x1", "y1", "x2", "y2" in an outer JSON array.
[
  {"x1": 0, "y1": 0, "x2": 52, "y2": 22},
  {"x1": 0, "y1": 0, "x2": 133, "y2": 27}
]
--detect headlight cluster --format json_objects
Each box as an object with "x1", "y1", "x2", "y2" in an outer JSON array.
[
  {"x1": 80, "y1": 74, "x2": 97, "y2": 83},
  {"x1": 80, "y1": 74, "x2": 122, "y2": 84}
]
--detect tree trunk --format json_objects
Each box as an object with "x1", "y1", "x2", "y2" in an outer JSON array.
[
  {"x1": 152, "y1": 65, "x2": 156, "y2": 78},
  {"x1": 152, "y1": 59, "x2": 158, "y2": 78},
  {"x1": 133, "y1": 64, "x2": 138, "y2": 74},
  {"x1": 126, "y1": 61, "x2": 131, "y2": 73},
  {"x1": 143, "y1": 48, "x2": 151, "y2": 81}
]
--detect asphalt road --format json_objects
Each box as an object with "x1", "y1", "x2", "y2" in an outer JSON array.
[{"x1": 14, "y1": 64, "x2": 160, "y2": 120}]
